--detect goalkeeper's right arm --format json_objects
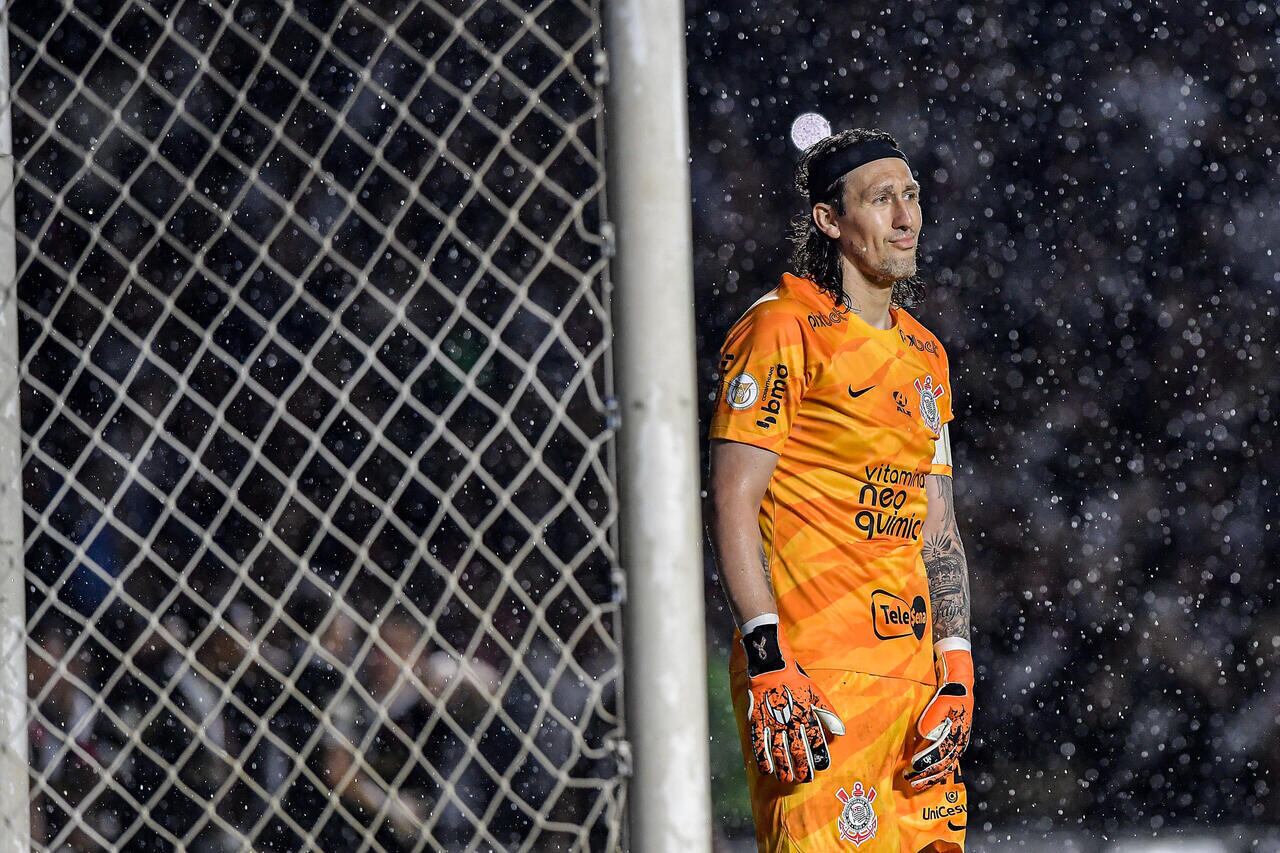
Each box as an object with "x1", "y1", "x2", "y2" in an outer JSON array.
[
  {"x1": 707, "y1": 439, "x2": 783, "y2": 627},
  {"x1": 708, "y1": 439, "x2": 845, "y2": 784}
]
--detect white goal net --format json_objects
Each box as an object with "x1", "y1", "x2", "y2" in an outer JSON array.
[{"x1": 4, "y1": 0, "x2": 623, "y2": 849}]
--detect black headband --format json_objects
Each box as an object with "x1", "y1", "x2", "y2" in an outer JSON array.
[{"x1": 807, "y1": 139, "x2": 909, "y2": 204}]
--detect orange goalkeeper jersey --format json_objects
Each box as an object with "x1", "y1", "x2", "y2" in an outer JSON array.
[{"x1": 712, "y1": 273, "x2": 954, "y2": 685}]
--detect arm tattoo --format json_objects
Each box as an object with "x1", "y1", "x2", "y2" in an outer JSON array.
[{"x1": 924, "y1": 476, "x2": 970, "y2": 642}]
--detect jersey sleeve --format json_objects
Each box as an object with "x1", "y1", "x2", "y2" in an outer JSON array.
[
  {"x1": 929, "y1": 345, "x2": 955, "y2": 477},
  {"x1": 708, "y1": 306, "x2": 809, "y2": 453}
]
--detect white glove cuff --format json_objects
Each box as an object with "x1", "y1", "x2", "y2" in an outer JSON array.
[
  {"x1": 935, "y1": 637, "x2": 971, "y2": 654},
  {"x1": 740, "y1": 612, "x2": 780, "y2": 634}
]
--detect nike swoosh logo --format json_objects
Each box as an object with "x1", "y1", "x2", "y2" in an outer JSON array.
[
  {"x1": 848, "y1": 385, "x2": 875, "y2": 398},
  {"x1": 947, "y1": 820, "x2": 966, "y2": 832}
]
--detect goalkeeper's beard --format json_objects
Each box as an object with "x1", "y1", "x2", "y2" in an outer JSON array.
[
  {"x1": 878, "y1": 254, "x2": 917, "y2": 282},
  {"x1": 839, "y1": 251, "x2": 925, "y2": 308}
]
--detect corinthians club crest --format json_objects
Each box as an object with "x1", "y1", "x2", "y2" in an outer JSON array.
[
  {"x1": 836, "y1": 781, "x2": 878, "y2": 846},
  {"x1": 913, "y1": 375, "x2": 946, "y2": 433}
]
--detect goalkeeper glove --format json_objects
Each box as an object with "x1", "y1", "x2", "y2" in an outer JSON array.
[
  {"x1": 741, "y1": 615, "x2": 845, "y2": 784},
  {"x1": 906, "y1": 637, "x2": 974, "y2": 789}
]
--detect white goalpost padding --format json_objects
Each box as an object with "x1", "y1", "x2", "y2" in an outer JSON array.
[{"x1": 604, "y1": 0, "x2": 713, "y2": 849}]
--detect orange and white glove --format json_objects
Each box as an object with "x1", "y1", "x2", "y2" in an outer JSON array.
[
  {"x1": 741, "y1": 614, "x2": 845, "y2": 784},
  {"x1": 906, "y1": 638, "x2": 974, "y2": 789}
]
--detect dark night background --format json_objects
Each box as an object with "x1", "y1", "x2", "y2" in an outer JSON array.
[{"x1": 686, "y1": 0, "x2": 1280, "y2": 841}]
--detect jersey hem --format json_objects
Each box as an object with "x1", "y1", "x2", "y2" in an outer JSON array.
[
  {"x1": 800, "y1": 664, "x2": 937, "y2": 688},
  {"x1": 728, "y1": 657, "x2": 937, "y2": 688}
]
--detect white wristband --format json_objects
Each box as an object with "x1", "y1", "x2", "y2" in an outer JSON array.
[
  {"x1": 740, "y1": 612, "x2": 780, "y2": 635},
  {"x1": 935, "y1": 637, "x2": 971, "y2": 654}
]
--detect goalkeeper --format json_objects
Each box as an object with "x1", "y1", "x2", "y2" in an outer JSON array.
[{"x1": 708, "y1": 128, "x2": 973, "y2": 852}]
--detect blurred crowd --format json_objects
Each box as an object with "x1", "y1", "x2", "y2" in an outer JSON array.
[
  {"x1": 26, "y1": 595, "x2": 615, "y2": 851},
  {"x1": 11, "y1": 0, "x2": 620, "y2": 850},
  {"x1": 687, "y1": 0, "x2": 1279, "y2": 837}
]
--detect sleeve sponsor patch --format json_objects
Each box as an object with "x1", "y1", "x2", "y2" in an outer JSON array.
[{"x1": 709, "y1": 310, "x2": 808, "y2": 450}]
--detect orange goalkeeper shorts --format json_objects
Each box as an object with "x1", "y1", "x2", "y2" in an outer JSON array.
[{"x1": 730, "y1": 666, "x2": 967, "y2": 852}]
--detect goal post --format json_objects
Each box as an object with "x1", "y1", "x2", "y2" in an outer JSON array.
[
  {"x1": 604, "y1": 0, "x2": 713, "y2": 849},
  {"x1": 0, "y1": 0, "x2": 709, "y2": 849}
]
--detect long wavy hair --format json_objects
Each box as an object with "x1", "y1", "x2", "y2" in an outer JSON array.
[{"x1": 789, "y1": 128, "x2": 924, "y2": 309}]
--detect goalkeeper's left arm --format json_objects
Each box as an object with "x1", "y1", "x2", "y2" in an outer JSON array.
[{"x1": 908, "y1": 459, "x2": 974, "y2": 789}]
